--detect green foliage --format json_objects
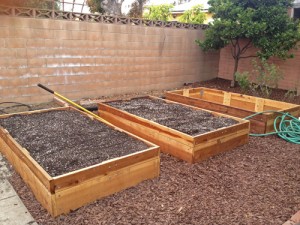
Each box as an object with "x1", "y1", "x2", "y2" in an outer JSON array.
[
  {"x1": 196, "y1": 0, "x2": 300, "y2": 86},
  {"x1": 87, "y1": 0, "x2": 105, "y2": 14},
  {"x1": 2, "y1": 0, "x2": 60, "y2": 10},
  {"x1": 235, "y1": 71, "x2": 251, "y2": 92},
  {"x1": 143, "y1": 4, "x2": 174, "y2": 21},
  {"x1": 178, "y1": 4, "x2": 206, "y2": 24},
  {"x1": 251, "y1": 59, "x2": 284, "y2": 97}
]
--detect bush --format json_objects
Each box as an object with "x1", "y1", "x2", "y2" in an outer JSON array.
[
  {"x1": 235, "y1": 71, "x2": 251, "y2": 92},
  {"x1": 143, "y1": 4, "x2": 174, "y2": 21},
  {"x1": 252, "y1": 59, "x2": 284, "y2": 97},
  {"x1": 178, "y1": 4, "x2": 206, "y2": 24}
]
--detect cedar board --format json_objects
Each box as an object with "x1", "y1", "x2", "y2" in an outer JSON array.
[
  {"x1": 0, "y1": 107, "x2": 160, "y2": 217},
  {"x1": 98, "y1": 96, "x2": 250, "y2": 163},
  {"x1": 165, "y1": 87, "x2": 300, "y2": 134}
]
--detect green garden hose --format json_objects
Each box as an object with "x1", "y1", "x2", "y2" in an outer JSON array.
[{"x1": 244, "y1": 110, "x2": 300, "y2": 144}]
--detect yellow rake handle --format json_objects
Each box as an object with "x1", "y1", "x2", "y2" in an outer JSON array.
[{"x1": 37, "y1": 84, "x2": 112, "y2": 126}]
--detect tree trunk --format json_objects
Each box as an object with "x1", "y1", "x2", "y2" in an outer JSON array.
[
  {"x1": 138, "y1": 0, "x2": 144, "y2": 16},
  {"x1": 231, "y1": 57, "x2": 239, "y2": 88}
]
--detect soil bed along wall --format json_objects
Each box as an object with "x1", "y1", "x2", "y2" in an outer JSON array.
[
  {"x1": 0, "y1": 110, "x2": 148, "y2": 177},
  {"x1": 107, "y1": 98, "x2": 238, "y2": 136}
]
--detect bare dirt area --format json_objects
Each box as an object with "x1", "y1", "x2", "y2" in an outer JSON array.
[
  {"x1": 108, "y1": 97, "x2": 237, "y2": 136},
  {"x1": 0, "y1": 110, "x2": 148, "y2": 177},
  {"x1": 2, "y1": 78, "x2": 300, "y2": 224}
]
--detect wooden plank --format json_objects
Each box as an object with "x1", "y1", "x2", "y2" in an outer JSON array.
[
  {"x1": 255, "y1": 98, "x2": 265, "y2": 112},
  {"x1": 193, "y1": 133, "x2": 249, "y2": 163},
  {"x1": 189, "y1": 92, "x2": 224, "y2": 104},
  {"x1": 0, "y1": 136, "x2": 54, "y2": 216},
  {"x1": 223, "y1": 92, "x2": 231, "y2": 106},
  {"x1": 194, "y1": 128, "x2": 249, "y2": 151},
  {"x1": 183, "y1": 89, "x2": 190, "y2": 97},
  {"x1": 53, "y1": 96, "x2": 69, "y2": 107},
  {"x1": 53, "y1": 157, "x2": 160, "y2": 216},
  {"x1": 99, "y1": 110, "x2": 194, "y2": 162},
  {"x1": 166, "y1": 92, "x2": 251, "y2": 118},
  {"x1": 52, "y1": 148, "x2": 159, "y2": 191},
  {"x1": 264, "y1": 107, "x2": 300, "y2": 133},
  {"x1": 0, "y1": 128, "x2": 53, "y2": 192},
  {"x1": 263, "y1": 98, "x2": 298, "y2": 109},
  {"x1": 193, "y1": 122, "x2": 249, "y2": 145},
  {"x1": 230, "y1": 98, "x2": 255, "y2": 111},
  {"x1": 249, "y1": 119, "x2": 267, "y2": 134}
]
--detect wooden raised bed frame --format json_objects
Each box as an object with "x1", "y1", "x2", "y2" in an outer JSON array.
[
  {"x1": 98, "y1": 96, "x2": 250, "y2": 164},
  {"x1": 0, "y1": 107, "x2": 160, "y2": 217},
  {"x1": 166, "y1": 87, "x2": 300, "y2": 134}
]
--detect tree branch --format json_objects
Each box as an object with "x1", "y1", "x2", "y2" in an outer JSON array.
[
  {"x1": 236, "y1": 38, "x2": 241, "y2": 58},
  {"x1": 240, "y1": 39, "x2": 253, "y2": 55},
  {"x1": 230, "y1": 39, "x2": 238, "y2": 59},
  {"x1": 240, "y1": 55, "x2": 257, "y2": 59}
]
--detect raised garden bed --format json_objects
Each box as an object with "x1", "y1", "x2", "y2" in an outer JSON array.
[
  {"x1": 0, "y1": 107, "x2": 160, "y2": 217},
  {"x1": 98, "y1": 96, "x2": 249, "y2": 163},
  {"x1": 166, "y1": 87, "x2": 300, "y2": 134}
]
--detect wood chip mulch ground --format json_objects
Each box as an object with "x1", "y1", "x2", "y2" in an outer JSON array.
[{"x1": 5, "y1": 78, "x2": 300, "y2": 224}]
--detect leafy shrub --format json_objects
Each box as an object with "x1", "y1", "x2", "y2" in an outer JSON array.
[
  {"x1": 143, "y1": 4, "x2": 174, "y2": 21},
  {"x1": 252, "y1": 59, "x2": 284, "y2": 97},
  {"x1": 235, "y1": 71, "x2": 251, "y2": 92},
  {"x1": 178, "y1": 4, "x2": 206, "y2": 24}
]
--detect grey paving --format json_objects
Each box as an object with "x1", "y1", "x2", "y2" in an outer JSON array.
[{"x1": 0, "y1": 154, "x2": 38, "y2": 225}]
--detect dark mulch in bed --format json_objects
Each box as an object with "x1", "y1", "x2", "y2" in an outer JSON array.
[
  {"x1": 4, "y1": 78, "x2": 300, "y2": 224},
  {"x1": 0, "y1": 110, "x2": 148, "y2": 177},
  {"x1": 107, "y1": 97, "x2": 237, "y2": 136}
]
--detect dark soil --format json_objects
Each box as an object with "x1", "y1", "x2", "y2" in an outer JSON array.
[
  {"x1": 108, "y1": 98, "x2": 238, "y2": 136},
  {"x1": 0, "y1": 110, "x2": 148, "y2": 177},
  {"x1": 3, "y1": 78, "x2": 300, "y2": 224}
]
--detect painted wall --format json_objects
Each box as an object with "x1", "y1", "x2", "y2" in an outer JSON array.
[{"x1": 0, "y1": 16, "x2": 219, "y2": 103}]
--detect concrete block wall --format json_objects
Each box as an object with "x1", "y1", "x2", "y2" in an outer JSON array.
[
  {"x1": 0, "y1": 16, "x2": 219, "y2": 103},
  {"x1": 218, "y1": 40, "x2": 300, "y2": 93}
]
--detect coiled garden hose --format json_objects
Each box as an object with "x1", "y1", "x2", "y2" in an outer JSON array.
[{"x1": 244, "y1": 110, "x2": 300, "y2": 144}]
